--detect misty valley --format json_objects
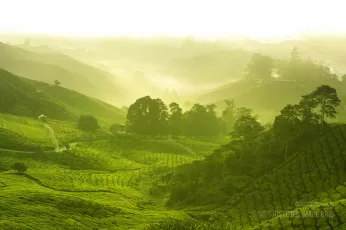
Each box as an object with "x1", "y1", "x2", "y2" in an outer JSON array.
[{"x1": 1, "y1": 33, "x2": 346, "y2": 230}]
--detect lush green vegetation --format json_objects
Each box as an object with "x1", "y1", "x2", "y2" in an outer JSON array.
[
  {"x1": 0, "y1": 69, "x2": 125, "y2": 124},
  {"x1": 0, "y1": 109, "x2": 223, "y2": 229},
  {"x1": 2, "y1": 35, "x2": 346, "y2": 229}
]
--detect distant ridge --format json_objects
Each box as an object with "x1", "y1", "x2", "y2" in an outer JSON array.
[{"x1": 0, "y1": 42, "x2": 128, "y2": 105}]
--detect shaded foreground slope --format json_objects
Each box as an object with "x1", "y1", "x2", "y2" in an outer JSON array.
[{"x1": 207, "y1": 125, "x2": 346, "y2": 229}]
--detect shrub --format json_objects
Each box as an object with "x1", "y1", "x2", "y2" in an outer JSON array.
[{"x1": 12, "y1": 163, "x2": 28, "y2": 173}]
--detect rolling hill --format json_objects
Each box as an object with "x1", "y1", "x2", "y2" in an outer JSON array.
[
  {"x1": 0, "y1": 68, "x2": 125, "y2": 124},
  {"x1": 0, "y1": 42, "x2": 128, "y2": 106},
  {"x1": 201, "y1": 125, "x2": 346, "y2": 229},
  {"x1": 0, "y1": 116, "x2": 225, "y2": 229},
  {"x1": 198, "y1": 79, "x2": 346, "y2": 123},
  {"x1": 163, "y1": 49, "x2": 251, "y2": 85}
]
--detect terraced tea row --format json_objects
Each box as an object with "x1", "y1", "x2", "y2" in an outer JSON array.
[{"x1": 212, "y1": 126, "x2": 346, "y2": 229}]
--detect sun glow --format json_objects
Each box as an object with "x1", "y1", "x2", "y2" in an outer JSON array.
[{"x1": 0, "y1": 0, "x2": 345, "y2": 40}]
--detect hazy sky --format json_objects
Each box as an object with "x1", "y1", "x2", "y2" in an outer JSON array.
[{"x1": 1, "y1": 0, "x2": 345, "y2": 40}]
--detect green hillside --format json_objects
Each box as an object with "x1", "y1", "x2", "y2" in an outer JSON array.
[
  {"x1": 0, "y1": 42, "x2": 127, "y2": 105},
  {"x1": 198, "y1": 79, "x2": 346, "y2": 123},
  {"x1": 0, "y1": 69, "x2": 125, "y2": 124},
  {"x1": 147, "y1": 125, "x2": 346, "y2": 230},
  {"x1": 204, "y1": 125, "x2": 346, "y2": 229},
  {"x1": 0, "y1": 123, "x2": 224, "y2": 229}
]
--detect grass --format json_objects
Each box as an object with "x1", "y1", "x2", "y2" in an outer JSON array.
[
  {"x1": 2, "y1": 116, "x2": 346, "y2": 229},
  {"x1": 0, "y1": 118, "x2": 228, "y2": 229}
]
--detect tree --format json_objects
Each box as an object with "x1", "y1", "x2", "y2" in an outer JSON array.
[
  {"x1": 302, "y1": 85, "x2": 340, "y2": 130},
  {"x1": 77, "y1": 115, "x2": 99, "y2": 132},
  {"x1": 54, "y1": 80, "x2": 61, "y2": 87},
  {"x1": 206, "y1": 104, "x2": 221, "y2": 136},
  {"x1": 127, "y1": 96, "x2": 152, "y2": 135},
  {"x1": 245, "y1": 53, "x2": 274, "y2": 81},
  {"x1": 126, "y1": 96, "x2": 169, "y2": 136},
  {"x1": 290, "y1": 47, "x2": 300, "y2": 61},
  {"x1": 184, "y1": 104, "x2": 220, "y2": 137},
  {"x1": 278, "y1": 49, "x2": 333, "y2": 82},
  {"x1": 222, "y1": 100, "x2": 236, "y2": 132},
  {"x1": 235, "y1": 107, "x2": 253, "y2": 119},
  {"x1": 297, "y1": 97, "x2": 320, "y2": 124},
  {"x1": 273, "y1": 104, "x2": 301, "y2": 160},
  {"x1": 169, "y1": 102, "x2": 184, "y2": 137},
  {"x1": 12, "y1": 163, "x2": 27, "y2": 174},
  {"x1": 184, "y1": 104, "x2": 208, "y2": 137},
  {"x1": 231, "y1": 113, "x2": 264, "y2": 140},
  {"x1": 151, "y1": 98, "x2": 169, "y2": 136}
]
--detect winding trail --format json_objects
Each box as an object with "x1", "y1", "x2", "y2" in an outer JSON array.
[{"x1": 42, "y1": 123, "x2": 60, "y2": 151}]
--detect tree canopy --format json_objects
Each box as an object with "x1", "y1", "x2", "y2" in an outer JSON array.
[
  {"x1": 77, "y1": 115, "x2": 99, "y2": 132},
  {"x1": 245, "y1": 53, "x2": 274, "y2": 81},
  {"x1": 126, "y1": 96, "x2": 223, "y2": 137}
]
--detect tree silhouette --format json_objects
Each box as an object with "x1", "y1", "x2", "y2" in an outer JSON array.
[
  {"x1": 54, "y1": 80, "x2": 61, "y2": 87},
  {"x1": 302, "y1": 85, "x2": 340, "y2": 130},
  {"x1": 274, "y1": 104, "x2": 301, "y2": 160},
  {"x1": 126, "y1": 96, "x2": 169, "y2": 136},
  {"x1": 12, "y1": 163, "x2": 28, "y2": 174},
  {"x1": 77, "y1": 115, "x2": 99, "y2": 132},
  {"x1": 290, "y1": 47, "x2": 300, "y2": 63},
  {"x1": 231, "y1": 112, "x2": 263, "y2": 140},
  {"x1": 245, "y1": 53, "x2": 274, "y2": 81},
  {"x1": 222, "y1": 100, "x2": 236, "y2": 132},
  {"x1": 169, "y1": 102, "x2": 184, "y2": 137},
  {"x1": 184, "y1": 104, "x2": 220, "y2": 137}
]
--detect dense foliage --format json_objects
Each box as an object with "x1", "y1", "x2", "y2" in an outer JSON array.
[
  {"x1": 77, "y1": 115, "x2": 99, "y2": 132},
  {"x1": 164, "y1": 85, "x2": 340, "y2": 208},
  {"x1": 126, "y1": 96, "x2": 226, "y2": 137}
]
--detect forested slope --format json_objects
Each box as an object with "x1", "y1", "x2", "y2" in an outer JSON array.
[{"x1": 210, "y1": 125, "x2": 346, "y2": 229}]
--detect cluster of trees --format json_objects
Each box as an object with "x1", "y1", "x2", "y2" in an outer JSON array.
[
  {"x1": 126, "y1": 96, "x2": 255, "y2": 137},
  {"x1": 126, "y1": 96, "x2": 221, "y2": 137},
  {"x1": 245, "y1": 47, "x2": 346, "y2": 82},
  {"x1": 165, "y1": 85, "x2": 341, "y2": 207},
  {"x1": 273, "y1": 85, "x2": 340, "y2": 158}
]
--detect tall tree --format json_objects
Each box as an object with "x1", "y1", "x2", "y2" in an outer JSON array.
[
  {"x1": 169, "y1": 102, "x2": 184, "y2": 137},
  {"x1": 126, "y1": 96, "x2": 169, "y2": 136},
  {"x1": 245, "y1": 53, "x2": 274, "y2": 81},
  {"x1": 184, "y1": 104, "x2": 208, "y2": 137},
  {"x1": 152, "y1": 98, "x2": 169, "y2": 136},
  {"x1": 184, "y1": 104, "x2": 220, "y2": 137},
  {"x1": 126, "y1": 96, "x2": 152, "y2": 135},
  {"x1": 290, "y1": 46, "x2": 300, "y2": 63},
  {"x1": 302, "y1": 85, "x2": 341, "y2": 130},
  {"x1": 273, "y1": 104, "x2": 301, "y2": 160},
  {"x1": 222, "y1": 100, "x2": 236, "y2": 132},
  {"x1": 235, "y1": 107, "x2": 253, "y2": 119},
  {"x1": 231, "y1": 113, "x2": 264, "y2": 140},
  {"x1": 206, "y1": 104, "x2": 221, "y2": 136}
]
